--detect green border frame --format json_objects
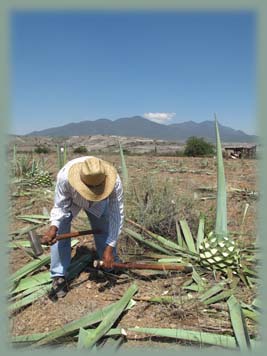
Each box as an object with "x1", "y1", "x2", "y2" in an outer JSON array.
[{"x1": 1, "y1": 1, "x2": 266, "y2": 355}]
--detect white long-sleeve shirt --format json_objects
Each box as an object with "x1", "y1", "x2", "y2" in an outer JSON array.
[{"x1": 50, "y1": 156, "x2": 124, "y2": 247}]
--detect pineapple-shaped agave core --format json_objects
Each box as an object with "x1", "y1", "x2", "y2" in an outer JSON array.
[
  {"x1": 198, "y1": 117, "x2": 240, "y2": 273},
  {"x1": 26, "y1": 160, "x2": 53, "y2": 187},
  {"x1": 199, "y1": 231, "x2": 240, "y2": 272},
  {"x1": 27, "y1": 164, "x2": 53, "y2": 187},
  {"x1": 33, "y1": 170, "x2": 53, "y2": 187}
]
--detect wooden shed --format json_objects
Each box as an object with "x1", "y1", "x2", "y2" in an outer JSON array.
[{"x1": 223, "y1": 144, "x2": 257, "y2": 159}]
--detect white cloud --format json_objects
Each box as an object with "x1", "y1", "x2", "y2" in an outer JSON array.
[{"x1": 143, "y1": 112, "x2": 176, "y2": 124}]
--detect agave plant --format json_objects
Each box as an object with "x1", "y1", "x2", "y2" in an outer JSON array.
[
  {"x1": 198, "y1": 116, "x2": 240, "y2": 273},
  {"x1": 124, "y1": 117, "x2": 242, "y2": 276}
]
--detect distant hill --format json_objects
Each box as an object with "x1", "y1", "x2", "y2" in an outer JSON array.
[{"x1": 27, "y1": 116, "x2": 257, "y2": 143}]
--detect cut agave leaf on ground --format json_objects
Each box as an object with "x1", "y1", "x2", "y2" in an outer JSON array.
[
  {"x1": 182, "y1": 283, "x2": 200, "y2": 292},
  {"x1": 8, "y1": 243, "x2": 36, "y2": 260},
  {"x1": 11, "y1": 271, "x2": 50, "y2": 294},
  {"x1": 9, "y1": 284, "x2": 52, "y2": 313},
  {"x1": 8, "y1": 241, "x2": 49, "y2": 249},
  {"x1": 123, "y1": 228, "x2": 174, "y2": 256},
  {"x1": 192, "y1": 268, "x2": 206, "y2": 292},
  {"x1": 126, "y1": 219, "x2": 197, "y2": 257},
  {"x1": 199, "y1": 282, "x2": 226, "y2": 302},
  {"x1": 251, "y1": 298, "x2": 261, "y2": 310},
  {"x1": 98, "y1": 335, "x2": 125, "y2": 351},
  {"x1": 9, "y1": 239, "x2": 79, "y2": 290},
  {"x1": 241, "y1": 267, "x2": 258, "y2": 278},
  {"x1": 77, "y1": 328, "x2": 90, "y2": 349},
  {"x1": 202, "y1": 290, "x2": 233, "y2": 305},
  {"x1": 134, "y1": 295, "x2": 192, "y2": 305},
  {"x1": 246, "y1": 277, "x2": 257, "y2": 287},
  {"x1": 15, "y1": 217, "x2": 45, "y2": 224},
  {"x1": 36, "y1": 298, "x2": 136, "y2": 346},
  {"x1": 9, "y1": 224, "x2": 40, "y2": 237},
  {"x1": 238, "y1": 270, "x2": 254, "y2": 288},
  {"x1": 9, "y1": 240, "x2": 33, "y2": 248},
  {"x1": 77, "y1": 283, "x2": 138, "y2": 349},
  {"x1": 11, "y1": 333, "x2": 46, "y2": 344},
  {"x1": 242, "y1": 308, "x2": 260, "y2": 322},
  {"x1": 8, "y1": 245, "x2": 87, "y2": 312},
  {"x1": 16, "y1": 214, "x2": 50, "y2": 220},
  {"x1": 144, "y1": 229, "x2": 187, "y2": 254},
  {"x1": 128, "y1": 327, "x2": 238, "y2": 349},
  {"x1": 9, "y1": 254, "x2": 51, "y2": 289},
  {"x1": 77, "y1": 329, "x2": 125, "y2": 350},
  {"x1": 129, "y1": 328, "x2": 260, "y2": 351},
  {"x1": 74, "y1": 328, "x2": 127, "y2": 340},
  {"x1": 227, "y1": 295, "x2": 251, "y2": 351},
  {"x1": 157, "y1": 257, "x2": 183, "y2": 263},
  {"x1": 179, "y1": 220, "x2": 197, "y2": 253},
  {"x1": 9, "y1": 285, "x2": 41, "y2": 302}
]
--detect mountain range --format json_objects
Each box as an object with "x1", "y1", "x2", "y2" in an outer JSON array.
[{"x1": 27, "y1": 116, "x2": 257, "y2": 143}]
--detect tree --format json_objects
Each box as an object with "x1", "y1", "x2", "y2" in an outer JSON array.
[{"x1": 184, "y1": 136, "x2": 215, "y2": 157}]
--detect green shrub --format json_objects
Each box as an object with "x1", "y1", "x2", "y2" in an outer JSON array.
[
  {"x1": 184, "y1": 136, "x2": 215, "y2": 157},
  {"x1": 73, "y1": 146, "x2": 88, "y2": 154},
  {"x1": 125, "y1": 175, "x2": 197, "y2": 239},
  {"x1": 34, "y1": 146, "x2": 50, "y2": 154}
]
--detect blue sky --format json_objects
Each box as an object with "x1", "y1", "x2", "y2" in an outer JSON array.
[{"x1": 10, "y1": 11, "x2": 256, "y2": 135}]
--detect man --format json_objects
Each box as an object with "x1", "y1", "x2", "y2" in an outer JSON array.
[{"x1": 42, "y1": 156, "x2": 124, "y2": 298}]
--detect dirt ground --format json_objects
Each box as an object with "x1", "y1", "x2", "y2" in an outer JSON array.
[{"x1": 8, "y1": 153, "x2": 259, "y2": 350}]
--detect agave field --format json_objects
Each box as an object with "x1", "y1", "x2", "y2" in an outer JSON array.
[{"x1": 8, "y1": 121, "x2": 261, "y2": 351}]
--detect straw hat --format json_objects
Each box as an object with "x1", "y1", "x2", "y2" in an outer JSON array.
[{"x1": 68, "y1": 157, "x2": 117, "y2": 201}]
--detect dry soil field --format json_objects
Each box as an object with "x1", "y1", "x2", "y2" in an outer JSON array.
[{"x1": 8, "y1": 150, "x2": 259, "y2": 351}]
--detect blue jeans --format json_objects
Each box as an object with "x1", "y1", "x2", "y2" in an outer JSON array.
[{"x1": 50, "y1": 207, "x2": 118, "y2": 278}]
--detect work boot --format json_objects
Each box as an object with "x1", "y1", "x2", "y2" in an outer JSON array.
[{"x1": 51, "y1": 276, "x2": 68, "y2": 298}]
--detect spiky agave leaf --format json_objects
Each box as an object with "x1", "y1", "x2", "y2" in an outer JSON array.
[
  {"x1": 198, "y1": 116, "x2": 240, "y2": 272},
  {"x1": 36, "y1": 298, "x2": 136, "y2": 346},
  {"x1": 128, "y1": 327, "x2": 246, "y2": 349},
  {"x1": 11, "y1": 271, "x2": 50, "y2": 294},
  {"x1": 77, "y1": 284, "x2": 138, "y2": 349},
  {"x1": 126, "y1": 219, "x2": 198, "y2": 258},
  {"x1": 214, "y1": 115, "x2": 227, "y2": 236},
  {"x1": 227, "y1": 295, "x2": 251, "y2": 351},
  {"x1": 9, "y1": 240, "x2": 79, "y2": 289},
  {"x1": 128, "y1": 327, "x2": 260, "y2": 350},
  {"x1": 9, "y1": 285, "x2": 52, "y2": 313}
]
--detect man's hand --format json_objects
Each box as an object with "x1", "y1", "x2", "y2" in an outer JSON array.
[
  {"x1": 41, "y1": 226, "x2": 58, "y2": 245},
  {"x1": 102, "y1": 245, "x2": 114, "y2": 269}
]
